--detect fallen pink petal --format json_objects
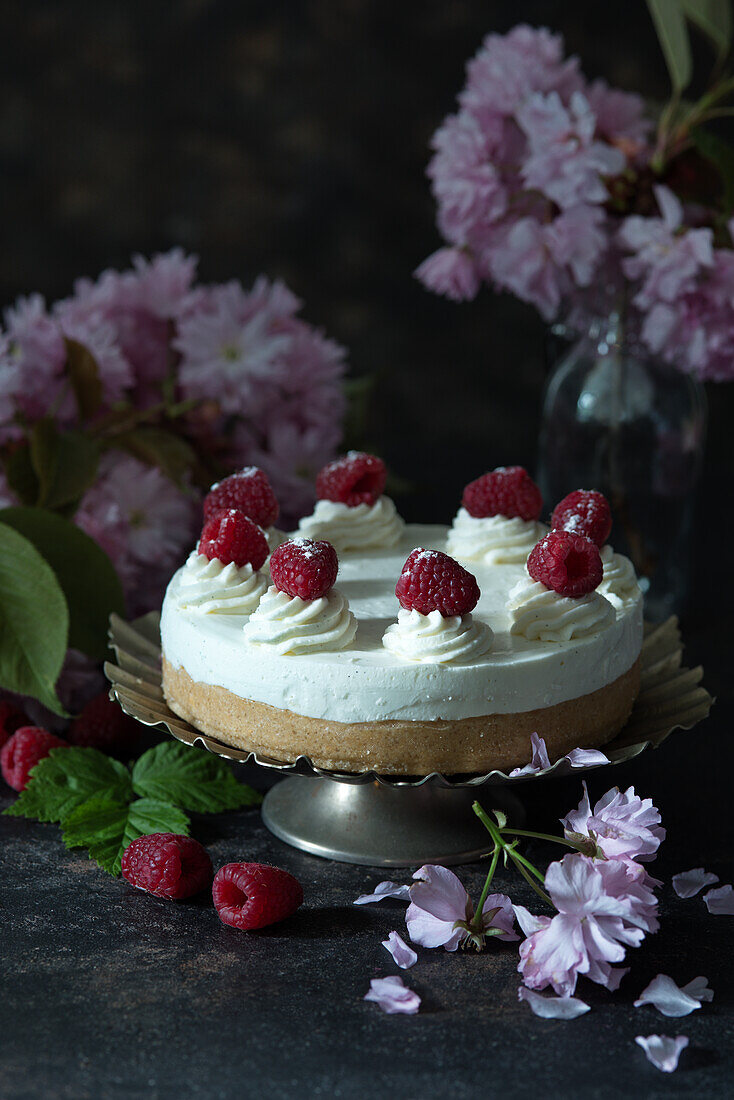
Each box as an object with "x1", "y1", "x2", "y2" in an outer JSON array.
[
  {"x1": 634, "y1": 973, "x2": 713, "y2": 1017},
  {"x1": 518, "y1": 986, "x2": 590, "y2": 1019},
  {"x1": 509, "y1": 732, "x2": 551, "y2": 777},
  {"x1": 672, "y1": 868, "x2": 719, "y2": 899},
  {"x1": 364, "y1": 975, "x2": 421, "y2": 1015},
  {"x1": 704, "y1": 884, "x2": 734, "y2": 915},
  {"x1": 564, "y1": 747, "x2": 610, "y2": 768},
  {"x1": 635, "y1": 1034, "x2": 689, "y2": 1073},
  {"x1": 382, "y1": 931, "x2": 418, "y2": 970},
  {"x1": 354, "y1": 881, "x2": 411, "y2": 906}
]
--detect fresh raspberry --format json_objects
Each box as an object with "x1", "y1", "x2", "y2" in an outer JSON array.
[
  {"x1": 462, "y1": 466, "x2": 543, "y2": 521},
  {"x1": 315, "y1": 451, "x2": 387, "y2": 507},
  {"x1": 527, "y1": 530, "x2": 602, "y2": 597},
  {"x1": 395, "y1": 548, "x2": 480, "y2": 617},
  {"x1": 121, "y1": 833, "x2": 213, "y2": 900},
  {"x1": 203, "y1": 467, "x2": 279, "y2": 529},
  {"x1": 269, "y1": 538, "x2": 338, "y2": 600},
  {"x1": 67, "y1": 692, "x2": 141, "y2": 758},
  {"x1": 0, "y1": 700, "x2": 28, "y2": 748},
  {"x1": 1, "y1": 727, "x2": 68, "y2": 791},
  {"x1": 551, "y1": 489, "x2": 612, "y2": 548},
  {"x1": 212, "y1": 862, "x2": 304, "y2": 930},
  {"x1": 198, "y1": 508, "x2": 269, "y2": 571}
]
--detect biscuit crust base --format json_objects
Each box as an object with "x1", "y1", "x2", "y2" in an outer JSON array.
[{"x1": 161, "y1": 656, "x2": 640, "y2": 775}]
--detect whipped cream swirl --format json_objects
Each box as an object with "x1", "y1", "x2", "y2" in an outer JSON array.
[
  {"x1": 447, "y1": 509, "x2": 547, "y2": 565},
  {"x1": 242, "y1": 585, "x2": 358, "y2": 654},
  {"x1": 508, "y1": 574, "x2": 615, "y2": 643},
  {"x1": 382, "y1": 608, "x2": 492, "y2": 664},
  {"x1": 598, "y1": 544, "x2": 641, "y2": 612},
  {"x1": 176, "y1": 552, "x2": 267, "y2": 616},
  {"x1": 297, "y1": 496, "x2": 404, "y2": 552}
]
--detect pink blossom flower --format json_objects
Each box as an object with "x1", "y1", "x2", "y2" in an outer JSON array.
[
  {"x1": 619, "y1": 185, "x2": 713, "y2": 309},
  {"x1": 382, "y1": 931, "x2": 417, "y2": 969},
  {"x1": 518, "y1": 91, "x2": 625, "y2": 209},
  {"x1": 4, "y1": 294, "x2": 68, "y2": 422},
  {"x1": 405, "y1": 864, "x2": 517, "y2": 951},
  {"x1": 635, "y1": 1034, "x2": 688, "y2": 1073},
  {"x1": 634, "y1": 974, "x2": 713, "y2": 1017},
  {"x1": 461, "y1": 25, "x2": 582, "y2": 116},
  {"x1": 561, "y1": 781, "x2": 665, "y2": 861},
  {"x1": 518, "y1": 986, "x2": 590, "y2": 1019},
  {"x1": 703, "y1": 884, "x2": 734, "y2": 915},
  {"x1": 414, "y1": 248, "x2": 480, "y2": 302},
  {"x1": 586, "y1": 79, "x2": 652, "y2": 146},
  {"x1": 364, "y1": 975, "x2": 420, "y2": 1015},
  {"x1": 672, "y1": 868, "x2": 719, "y2": 899},
  {"x1": 518, "y1": 854, "x2": 658, "y2": 996},
  {"x1": 130, "y1": 248, "x2": 198, "y2": 320}
]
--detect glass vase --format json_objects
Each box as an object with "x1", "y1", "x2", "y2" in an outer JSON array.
[{"x1": 537, "y1": 314, "x2": 707, "y2": 621}]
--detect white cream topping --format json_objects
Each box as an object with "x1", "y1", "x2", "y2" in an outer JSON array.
[
  {"x1": 599, "y1": 544, "x2": 641, "y2": 612},
  {"x1": 176, "y1": 552, "x2": 267, "y2": 616},
  {"x1": 447, "y1": 509, "x2": 547, "y2": 565},
  {"x1": 242, "y1": 585, "x2": 358, "y2": 655},
  {"x1": 508, "y1": 573, "x2": 616, "y2": 643},
  {"x1": 161, "y1": 524, "x2": 643, "y2": 721},
  {"x1": 297, "y1": 496, "x2": 404, "y2": 551},
  {"x1": 382, "y1": 608, "x2": 493, "y2": 664}
]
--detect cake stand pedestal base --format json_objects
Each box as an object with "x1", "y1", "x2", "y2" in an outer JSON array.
[{"x1": 262, "y1": 776, "x2": 525, "y2": 867}]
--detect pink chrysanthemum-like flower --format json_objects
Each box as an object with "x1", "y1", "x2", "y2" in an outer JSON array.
[
  {"x1": 405, "y1": 864, "x2": 518, "y2": 952},
  {"x1": 562, "y1": 781, "x2": 665, "y2": 862}
]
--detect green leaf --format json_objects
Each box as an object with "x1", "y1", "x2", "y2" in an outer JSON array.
[
  {"x1": 132, "y1": 740, "x2": 262, "y2": 812},
  {"x1": 681, "y1": 0, "x2": 732, "y2": 60},
  {"x1": 64, "y1": 338, "x2": 103, "y2": 421},
  {"x1": 0, "y1": 507, "x2": 125, "y2": 660},
  {"x1": 4, "y1": 445, "x2": 40, "y2": 506},
  {"x1": 0, "y1": 524, "x2": 68, "y2": 714},
  {"x1": 647, "y1": 0, "x2": 693, "y2": 92},
  {"x1": 61, "y1": 795, "x2": 190, "y2": 876},
  {"x1": 115, "y1": 426, "x2": 199, "y2": 486},
  {"x1": 29, "y1": 420, "x2": 100, "y2": 511},
  {"x1": 692, "y1": 126, "x2": 734, "y2": 212},
  {"x1": 4, "y1": 747, "x2": 133, "y2": 822}
]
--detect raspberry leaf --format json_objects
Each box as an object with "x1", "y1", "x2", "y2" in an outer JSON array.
[
  {"x1": 131, "y1": 741, "x2": 262, "y2": 812},
  {"x1": 3, "y1": 747, "x2": 133, "y2": 822},
  {"x1": 61, "y1": 795, "x2": 190, "y2": 876},
  {"x1": 0, "y1": 524, "x2": 69, "y2": 715}
]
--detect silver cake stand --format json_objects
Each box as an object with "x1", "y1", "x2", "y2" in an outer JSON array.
[{"x1": 105, "y1": 613, "x2": 711, "y2": 867}]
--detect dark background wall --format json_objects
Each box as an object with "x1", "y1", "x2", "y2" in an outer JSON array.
[{"x1": 1, "y1": 0, "x2": 733, "y2": 526}]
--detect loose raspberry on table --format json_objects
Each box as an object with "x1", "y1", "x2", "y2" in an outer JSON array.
[
  {"x1": 198, "y1": 508, "x2": 269, "y2": 571},
  {"x1": 395, "y1": 547, "x2": 480, "y2": 617},
  {"x1": 462, "y1": 466, "x2": 543, "y2": 521},
  {"x1": 203, "y1": 467, "x2": 279, "y2": 529},
  {"x1": 551, "y1": 489, "x2": 612, "y2": 548},
  {"x1": 212, "y1": 862, "x2": 304, "y2": 930},
  {"x1": 0, "y1": 700, "x2": 28, "y2": 748},
  {"x1": 526, "y1": 530, "x2": 602, "y2": 598},
  {"x1": 269, "y1": 538, "x2": 338, "y2": 600},
  {"x1": 1, "y1": 727, "x2": 68, "y2": 791},
  {"x1": 67, "y1": 692, "x2": 141, "y2": 758},
  {"x1": 121, "y1": 833, "x2": 213, "y2": 900},
  {"x1": 315, "y1": 451, "x2": 387, "y2": 507}
]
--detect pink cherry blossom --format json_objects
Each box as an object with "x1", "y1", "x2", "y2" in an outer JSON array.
[
  {"x1": 518, "y1": 854, "x2": 658, "y2": 996},
  {"x1": 405, "y1": 864, "x2": 517, "y2": 952},
  {"x1": 414, "y1": 248, "x2": 481, "y2": 302},
  {"x1": 364, "y1": 975, "x2": 420, "y2": 1015},
  {"x1": 561, "y1": 781, "x2": 665, "y2": 862},
  {"x1": 586, "y1": 79, "x2": 652, "y2": 146}
]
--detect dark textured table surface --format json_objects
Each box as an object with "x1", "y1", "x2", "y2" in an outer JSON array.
[{"x1": 2, "y1": 581, "x2": 732, "y2": 1100}]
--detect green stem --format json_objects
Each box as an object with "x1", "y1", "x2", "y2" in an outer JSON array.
[
  {"x1": 472, "y1": 844, "x2": 500, "y2": 926},
  {"x1": 508, "y1": 853, "x2": 552, "y2": 907},
  {"x1": 501, "y1": 828, "x2": 580, "y2": 849}
]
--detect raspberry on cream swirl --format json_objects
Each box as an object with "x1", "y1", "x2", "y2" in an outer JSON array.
[
  {"x1": 508, "y1": 574, "x2": 615, "y2": 642},
  {"x1": 177, "y1": 552, "x2": 268, "y2": 616},
  {"x1": 243, "y1": 586, "x2": 357, "y2": 655},
  {"x1": 598, "y1": 545, "x2": 641, "y2": 612},
  {"x1": 383, "y1": 608, "x2": 492, "y2": 664},
  {"x1": 297, "y1": 496, "x2": 404, "y2": 552},
  {"x1": 447, "y1": 509, "x2": 547, "y2": 565}
]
